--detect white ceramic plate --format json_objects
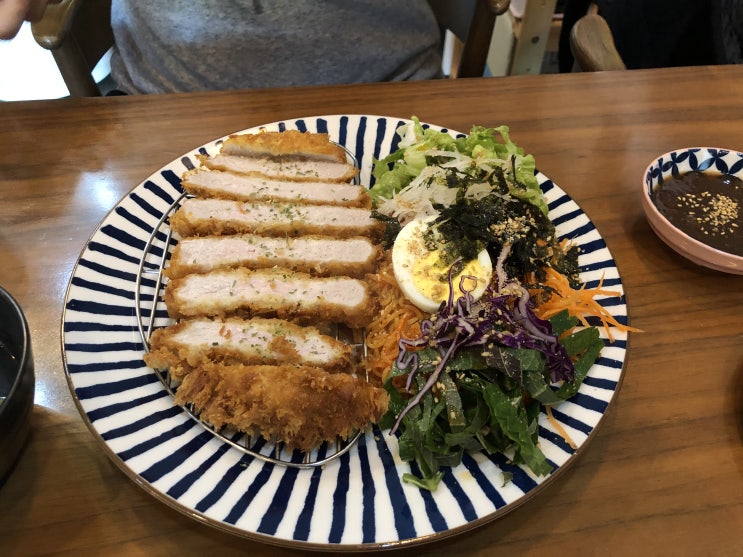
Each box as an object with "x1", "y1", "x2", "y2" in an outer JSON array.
[{"x1": 62, "y1": 115, "x2": 630, "y2": 550}]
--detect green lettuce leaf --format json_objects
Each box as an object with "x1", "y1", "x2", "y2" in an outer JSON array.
[
  {"x1": 369, "y1": 117, "x2": 546, "y2": 214},
  {"x1": 480, "y1": 380, "x2": 553, "y2": 477}
]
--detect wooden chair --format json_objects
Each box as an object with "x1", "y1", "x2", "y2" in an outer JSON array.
[
  {"x1": 568, "y1": 3, "x2": 625, "y2": 71},
  {"x1": 31, "y1": 0, "x2": 112, "y2": 97},
  {"x1": 428, "y1": 0, "x2": 511, "y2": 77},
  {"x1": 502, "y1": 0, "x2": 564, "y2": 75},
  {"x1": 31, "y1": 0, "x2": 509, "y2": 97}
]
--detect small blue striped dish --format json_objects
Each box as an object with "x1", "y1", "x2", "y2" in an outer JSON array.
[{"x1": 61, "y1": 115, "x2": 630, "y2": 550}]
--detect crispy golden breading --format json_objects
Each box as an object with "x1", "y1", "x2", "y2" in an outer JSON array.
[
  {"x1": 173, "y1": 361, "x2": 388, "y2": 451},
  {"x1": 221, "y1": 130, "x2": 348, "y2": 163}
]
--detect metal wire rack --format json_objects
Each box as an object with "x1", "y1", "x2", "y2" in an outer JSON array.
[{"x1": 133, "y1": 145, "x2": 370, "y2": 468}]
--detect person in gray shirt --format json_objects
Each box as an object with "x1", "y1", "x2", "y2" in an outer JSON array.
[
  {"x1": 1, "y1": 0, "x2": 443, "y2": 94},
  {"x1": 109, "y1": 0, "x2": 443, "y2": 94}
]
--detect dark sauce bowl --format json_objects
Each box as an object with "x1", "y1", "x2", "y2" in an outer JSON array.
[
  {"x1": 0, "y1": 287, "x2": 34, "y2": 484},
  {"x1": 642, "y1": 147, "x2": 743, "y2": 274}
]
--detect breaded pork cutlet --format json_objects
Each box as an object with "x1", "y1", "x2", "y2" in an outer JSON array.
[
  {"x1": 180, "y1": 168, "x2": 371, "y2": 208},
  {"x1": 168, "y1": 198, "x2": 385, "y2": 239},
  {"x1": 144, "y1": 317, "x2": 353, "y2": 378},
  {"x1": 165, "y1": 233, "x2": 381, "y2": 280},
  {"x1": 198, "y1": 153, "x2": 359, "y2": 183},
  {"x1": 163, "y1": 267, "x2": 376, "y2": 329},
  {"x1": 173, "y1": 361, "x2": 388, "y2": 452},
  {"x1": 220, "y1": 130, "x2": 348, "y2": 163}
]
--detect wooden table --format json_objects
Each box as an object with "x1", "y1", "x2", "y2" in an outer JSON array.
[{"x1": 1, "y1": 65, "x2": 742, "y2": 556}]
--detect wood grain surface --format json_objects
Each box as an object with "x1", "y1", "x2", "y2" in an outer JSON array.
[{"x1": 0, "y1": 65, "x2": 742, "y2": 556}]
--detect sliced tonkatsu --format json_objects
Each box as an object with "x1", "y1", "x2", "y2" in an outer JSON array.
[
  {"x1": 147, "y1": 129, "x2": 388, "y2": 453},
  {"x1": 220, "y1": 130, "x2": 348, "y2": 163},
  {"x1": 198, "y1": 153, "x2": 359, "y2": 183},
  {"x1": 168, "y1": 198, "x2": 385, "y2": 239},
  {"x1": 164, "y1": 267, "x2": 376, "y2": 329},
  {"x1": 181, "y1": 168, "x2": 370, "y2": 207},
  {"x1": 165, "y1": 233, "x2": 381, "y2": 279},
  {"x1": 144, "y1": 317, "x2": 354, "y2": 377}
]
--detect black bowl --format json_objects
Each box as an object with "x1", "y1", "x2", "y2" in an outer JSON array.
[{"x1": 0, "y1": 287, "x2": 34, "y2": 483}]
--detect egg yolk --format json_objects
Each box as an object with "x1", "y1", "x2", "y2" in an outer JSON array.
[
  {"x1": 411, "y1": 247, "x2": 486, "y2": 303},
  {"x1": 392, "y1": 216, "x2": 493, "y2": 313}
]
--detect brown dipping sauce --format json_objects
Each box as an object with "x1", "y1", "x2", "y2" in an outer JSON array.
[{"x1": 652, "y1": 171, "x2": 743, "y2": 256}]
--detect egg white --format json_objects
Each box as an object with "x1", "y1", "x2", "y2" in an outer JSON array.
[{"x1": 391, "y1": 216, "x2": 493, "y2": 313}]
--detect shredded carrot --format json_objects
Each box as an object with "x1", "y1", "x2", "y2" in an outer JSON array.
[
  {"x1": 365, "y1": 259, "x2": 425, "y2": 384},
  {"x1": 531, "y1": 267, "x2": 641, "y2": 342},
  {"x1": 545, "y1": 405, "x2": 577, "y2": 450}
]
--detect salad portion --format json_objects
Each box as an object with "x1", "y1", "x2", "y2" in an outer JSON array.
[{"x1": 364, "y1": 117, "x2": 636, "y2": 491}]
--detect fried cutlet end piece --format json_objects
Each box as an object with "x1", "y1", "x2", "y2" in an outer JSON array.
[
  {"x1": 221, "y1": 130, "x2": 348, "y2": 163},
  {"x1": 173, "y1": 361, "x2": 389, "y2": 451}
]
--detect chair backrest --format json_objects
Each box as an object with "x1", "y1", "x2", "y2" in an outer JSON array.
[
  {"x1": 568, "y1": 4, "x2": 625, "y2": 71},
  {"x1": 31, "y1": 0, "x2": 113, "y2": 97},
  {"x1": 428, "y1": 0, "x2": 510, "y2": 77}
]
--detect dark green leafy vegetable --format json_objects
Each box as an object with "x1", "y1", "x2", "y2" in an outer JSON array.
[{"x1": 383, "y1": 262, "x2": 605, "y2": 490}]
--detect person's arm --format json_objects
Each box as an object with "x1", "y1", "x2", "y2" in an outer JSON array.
[{"x1": 0, "y1": 0, "x2": 60, "y2": 39}]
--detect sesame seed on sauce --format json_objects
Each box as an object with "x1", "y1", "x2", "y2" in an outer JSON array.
[{"x1": 652, "y1": 171, "x2": 743, "y2": 256}]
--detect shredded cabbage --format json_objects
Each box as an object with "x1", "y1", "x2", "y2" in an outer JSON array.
[{"x1": 371, "y1": 117, "x2": 547, "y2": 216}]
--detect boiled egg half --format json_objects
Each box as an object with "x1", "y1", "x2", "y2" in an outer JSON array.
[{"x1": 391, "y1": 216, "x2": 493, "y2": 313}]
